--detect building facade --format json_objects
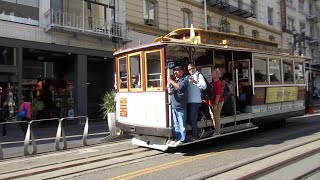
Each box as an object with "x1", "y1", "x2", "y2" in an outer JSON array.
[
  {"x1": 124, "y1": 0, "x2": 283, "y2": 49},
  {"x1": 123, "y1": 0, "x2": 319, "y2": 102},
  {"x1": 0, "y1": 0, "x2": 130, "y2": 120},
  {"x1": 283, "y1": 0, "x2": 320, "y2": 100}
]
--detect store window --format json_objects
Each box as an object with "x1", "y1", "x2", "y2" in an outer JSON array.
[
  {"x1": 118, "y1": 57, "x2": 128, "y2": 91},
  {"x1": 22, "y1": 49, "x2": 75, "y2": 119},
  {"x1": 0, "y1": 73, "x2": 18, "y2": 121},
  {"x1": 254, "y1": 57, "x2": 267, "y2": 83},
  {"x1": 0, "y1": 46, "x2": 17, "y2": 65},
  {"x1": 269, "y1": 58, "x2": 281, "y2": 83},
  {"x1": 294, "y1": 61, "x2": 304, "y2": 83},
  {"x1": 0, "y1": 0, "x2": 39, "y2": 26},
  {"x1": 145, "y1": 50, "x2": 162, "y2": 90},
  {"x1": 129, "y1": 53, "x2": 142, "y2": 91},
  {"x1": 283, "y1": 60, "x2": 294, "y2": 83}
]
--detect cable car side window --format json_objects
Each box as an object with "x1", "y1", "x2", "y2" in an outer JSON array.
[
  {"x1": 253, "y1": 57, "x2": 268, "y2": 84},
  {"x1": 145, "y1": 50, "x2": 162, "y2": 91},
  {"x1": 269, "y1": 58, "x2": 281, "y2": 83},
  {"x1": 129, "y1": 53, "x2": 143, "y2": 91},
  {"x1": 118, "y1": 56, "x2": 128, "y2": 91},
  {"x1": 283, "y1": 59, "x2": 294, "y2": 83},
  {"x1": 294, "y1": 61, "x2": 304, "y2": 84}
]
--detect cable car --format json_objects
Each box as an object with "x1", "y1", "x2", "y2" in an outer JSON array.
[{"x1": 113, "y1": 27, "x2": 306, "y2": 151}]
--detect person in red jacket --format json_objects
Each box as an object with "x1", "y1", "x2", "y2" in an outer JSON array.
[
  {"x1": 18, "y1": 96, "x2": 32, "y2": 134},
  {"x1": 210, "y1": 68, "x2": 224, "y2": 135}
]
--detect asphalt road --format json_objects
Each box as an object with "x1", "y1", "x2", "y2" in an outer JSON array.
[{"x1": 0, "y1": 114, "x2": 319, "y2": 180}]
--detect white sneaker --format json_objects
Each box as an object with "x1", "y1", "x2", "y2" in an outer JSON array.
[
  {"x1": 166, "y1": 140, "x2": 175, "y2": 145},
  {"x1": 174, "y1": 141, "x2": 182, "y2": 146},
  {"x1": 213, "y1": 133, "x2": 221, "y2": 136}
]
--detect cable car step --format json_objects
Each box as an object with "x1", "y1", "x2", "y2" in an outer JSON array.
[{"x1": 176, "y1": 123, "x2": 258, "y2": 147}]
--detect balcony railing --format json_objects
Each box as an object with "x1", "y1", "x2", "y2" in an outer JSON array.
[
  {"x1": 44, "y1": 9, "x2": 131, "y2": 41},
  {"x1": 207, "y1": 0, "x2": 254, "y2": 18}
]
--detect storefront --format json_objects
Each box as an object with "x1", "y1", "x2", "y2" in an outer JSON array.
[{"x1": 0, "y1": 37, "x2": 113, "y2": 120}]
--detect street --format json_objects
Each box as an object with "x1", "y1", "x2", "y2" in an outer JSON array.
[{"x1": 0, "y1": 114, "x2": 319, "y2": 179}]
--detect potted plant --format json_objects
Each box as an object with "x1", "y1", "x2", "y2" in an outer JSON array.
[{"x1": 100, "y1": 90, "x2": 116, "y2": 136}]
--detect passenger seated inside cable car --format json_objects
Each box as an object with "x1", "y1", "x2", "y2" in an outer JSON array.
[{"x1": 221, "y1": 76, "x2": 234, "y2": 116}]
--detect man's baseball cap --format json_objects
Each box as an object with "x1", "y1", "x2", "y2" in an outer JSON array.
[{"x1": 173, "y1": 66, "x2": 183, "y2": 71}]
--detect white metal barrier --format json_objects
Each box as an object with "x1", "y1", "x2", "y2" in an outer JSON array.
[{"x1": 0, "y1": 116, "x2": 95, "y2": 159}]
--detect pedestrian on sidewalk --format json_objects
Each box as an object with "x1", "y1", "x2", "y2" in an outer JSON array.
[
  {"x1": 0, "y1": 101, "x2": 9, "y2": 137},
  {"x1": 18, "y1": 96, "x2": 32, "y2": 134}
]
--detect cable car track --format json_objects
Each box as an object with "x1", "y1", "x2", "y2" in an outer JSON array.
[
  {"x1": 0, "y1": 142, "x2": 167, "y2": 180},
  {"x1": 192, "y1": 137, "x2": 320, "y2": 180},
  {"x1": 236, "y1": 148, "x2": 320, "y2": 180},
  {"x1": 0, "y1": 119, "x2": 319, "y2": 179}
]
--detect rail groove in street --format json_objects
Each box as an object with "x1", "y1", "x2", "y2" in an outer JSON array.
[
  {"x1": 236, "y1": 145, "x2": 320, "y2": 180},
  {"x1": 1, "y1": 119, "x2": 320, "y2": 179},
  {"x1": 0, "y1": 139, "x2": 167, "y2": 180},
  {"x1": 190, "y1": 137, "x2": 320, "y2": 180}
]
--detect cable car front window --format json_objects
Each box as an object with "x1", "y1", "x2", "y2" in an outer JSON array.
[
  {"x1": 145, "y1": 50, "x2": 162, "y2": 90},
  {"x1": 129, "y1": 53, "x2": 142, "y2": 90},
  {"x1": 118, "y1": 57, "x2": 128, "y2": 90}
]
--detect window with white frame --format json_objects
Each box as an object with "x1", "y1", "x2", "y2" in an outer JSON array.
[
  {"x1": 0, "y1": 0, "x2": 39, "y2": 26},
  {"x1": 238, "y1": 0, "x2": 243, "y2": 9},
  {"x1": 252, "y1": 30, "x2": 259, "y2": 38},
  {"x1": 182, "y1": 8, "x2": 192, "y2": 28},
  {"x1": 239, "y1": 25, "x2": 244, "y2": 35},
  {"x1": 269, "y1": 35, "x2": 275, "y2": 41},
  {"x1": 310, "y1": 25, "x2": 315, "y2": 38},
  {"x1": 268, "y1": 7, "x2": 273, "y2": 25},
  {"x1": 287, "y1": 17, "x2": 294, "y2": 31},
  {"x1": 300, "y1": 22, "x2": 306, "y2": 32},
  {"x1": 298, "y1": 0, "x2": 304, "y2": 11},
  {"x1": 309, "y1": 3, "x2": 314, "y2": 15},
  {"x1": 220, "y1": 20, "x2": 230, "y2": 32},
  {"x1": 251, "y1": 0, "x2": 257, "y2": 18},
  {"x1": 144, "y1": 0, "x2": 156, "y2": 26},
  {"x1": 207, "y1": 15, "x2": 212, "y2": 29}
]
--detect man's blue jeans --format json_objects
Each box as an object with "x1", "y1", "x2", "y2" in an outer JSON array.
[
  {"x1": 187, "y1": 103, "x2": 200, "y2": 139},
  {"x1": 172, "y1": 108, "x2": 186, "y2": 142}
]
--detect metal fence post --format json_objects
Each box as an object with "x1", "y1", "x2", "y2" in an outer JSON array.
[
  {"x1": 0, "y1": 136, "x2": 3, "y2": 160},
  {"x1": 55, "y1": 118, "x2": 67, "y2": 151},
  {"x1": 82, "y1": 116, "x2": 89, "y2": 146},
  {"x1": 23, "y1": 121, "x2": 37, "y2": 155}
]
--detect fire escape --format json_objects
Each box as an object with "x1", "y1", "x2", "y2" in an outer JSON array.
[{"x1": 206, "y1": 0, "x2": 254, "y2": 32}]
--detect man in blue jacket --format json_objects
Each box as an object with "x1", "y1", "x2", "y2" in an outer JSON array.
[{"x1": 167, "y1": 66, "x2": 188, "y2": 146}]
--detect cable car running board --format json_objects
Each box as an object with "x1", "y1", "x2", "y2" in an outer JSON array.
[{"x1": 132, "y1": 123, "x2": 258, "y2": 151}]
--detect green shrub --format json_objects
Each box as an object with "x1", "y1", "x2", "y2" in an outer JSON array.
[{"x1": 100, "y1": 90, "x2": 116, "y2": 118}]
